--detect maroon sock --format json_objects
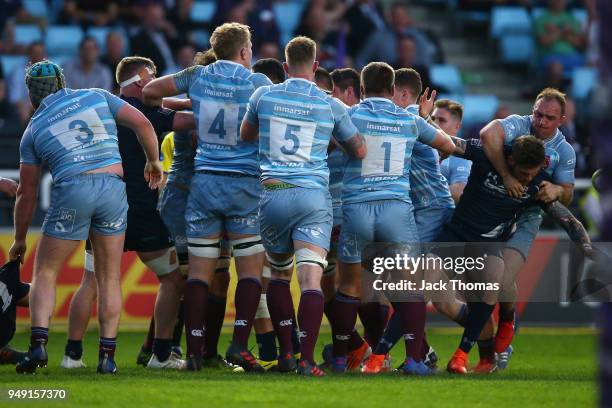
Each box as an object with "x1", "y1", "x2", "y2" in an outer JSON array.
[
  {"x1": 231, "y1": 278, "x2": 262, "y2": 348},
  {"x1": 392, "y1": 300, "x2": 426, "y2": 361},
  {"x1": 330, "y1": 292, "x2": 359, "y2": 357},
  {"x1": 204, "y1": 294, "x2": 226, "y2": 357},
  {"x1": 359, "y1": 302, "x2": 389, "y2": 349},
  {"x1": 184, "y1": 279, "x2": 208, "y2": 358},
  {"x1": 143, "y1": 317, "x2": 155, "y2": 352},
  {"x1": 297, "y1": 290, "x2": 324, "y2": 364},
  {"x1": 266, "y1": 279, "x2": 294, "y2": 354}
]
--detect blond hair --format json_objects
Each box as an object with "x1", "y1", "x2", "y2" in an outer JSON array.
[
  {"x1": 285, "y1": 36, "x2": 316, "y2": 69},
  {"x1": 210, "y1": 23, "x2": 251, "y2": 61},
  {"x1": 193, "y1": 48, "x2": 217, "y2": 66},
  {"x1": 535, "y1": 87, "x2": 567, "y2": 115},
  {"x1": 435, "y1": 99, "x2": 464, "y2": 121}
]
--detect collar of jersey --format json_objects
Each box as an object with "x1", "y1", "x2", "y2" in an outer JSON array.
[
  {"x1": 216, "y1": 59, "x2": 246, "y2": 69},
  {"x1": 363, "y1": 96, "x2": 394, "y2": 106},
  {"x1": 39, "y1": 88, "x2": 69, "y2": 109},
  {"x1": 286, "y1": 77, "x2": 314, "y2": 85}
]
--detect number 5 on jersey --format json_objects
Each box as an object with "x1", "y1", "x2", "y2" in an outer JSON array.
[{"x1": 270, "y1": 116, "x2": 316, "y2": 162}]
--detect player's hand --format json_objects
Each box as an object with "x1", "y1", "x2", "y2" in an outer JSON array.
[
  {"x1": 502, "y1": 174, "x2": 524, "y2": 198},
  {"x1": 418, "y1": 87, "x2": 437, "y2": 119},
  {"x1": 144, "y1": 160, "x2": 164, "y2": 190},
  {"x1": 536, "y1": 181, "x2": 562, "y2": 203},
  {"x1": 0, "y1": 177, "x2": 18, "y2": 197},
  {"x1": 9, "y1": 240, "x2": 26, "y2": 263}
]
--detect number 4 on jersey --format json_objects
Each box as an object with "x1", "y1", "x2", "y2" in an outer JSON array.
[{"x1": 208, "y1": 109, "x2": 226, "y2": 139}]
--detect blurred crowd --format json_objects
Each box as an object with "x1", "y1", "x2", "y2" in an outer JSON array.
[{"x1": 0, "y1": 0, "x2": 600, "y2": 181}]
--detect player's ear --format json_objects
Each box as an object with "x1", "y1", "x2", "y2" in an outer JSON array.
[{"x1": 312, "y1": 61, "x2": 319, "y2": 73}]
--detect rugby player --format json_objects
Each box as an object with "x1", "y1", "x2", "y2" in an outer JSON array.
[
  {"x1": 332, "y1": 62, "x2": 455, "y2": 375},
  {"x1": 143, "y1": 23, "x2": 272, "y2": 372},
  {"x1": 0, "y1": 260, "x2": 30, "y2": 365},
  {"x1": 60, "y1": 56, "x2": 196, "y2": 371},
  {"x1": 240, "y1": 36, "x2": 366, "y2": 376},
  {"x1": 11, "y1": 60, "x2": 162, "y2": 374},
  {"x1": 436, "y1": 100, "x2": 472, "y2": 203},
  {"x1": 441, "y1": 136, "x2": 589, "y2": 374},
  {"x1": 479, "y1": 88, "x2": 576, "y2": 367}
]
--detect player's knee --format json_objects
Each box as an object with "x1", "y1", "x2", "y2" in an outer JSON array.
[
  {"x1": 188, "y1": 237, "x2": 221, "y2": 259},
  {"x1": 144, "y1": 248, "x2": 179, "y2": 278},
  {"x1": 231, "y1": 235, "x2": 264, "y2": 257},
  {"x1": 266, "y1": 253, "x2": 294, "y2": 279}
]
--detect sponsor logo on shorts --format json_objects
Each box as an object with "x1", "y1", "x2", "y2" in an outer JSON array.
[
  {"x1": 279, "y1": 319, "x2": 293, "y2": 327},
  {"x1": 54, "y1": 208, "x2": 76, "y2": 233},
  {"x1": 234, "y1": 320, "x2": 248, "y2": 327},
  {"x1": 191, "y1": 329, "x2": 204, "y2": 337},
  {"x1": 101, "y1": 218, "x2": 125, "y2": 230},
  {"x1": 297, "y1": 227, "x2": 324, "y2": 238}
]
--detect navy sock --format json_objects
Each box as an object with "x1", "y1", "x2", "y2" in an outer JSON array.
[
  {"x1": 30, "y1": 327, "x2": 48, "y2": 347},
  {"x1": 153, "y1": 338, "x2": 171, "y2": 362},
  {"x1": 256, "y1": 331, "x2": 278, "y2": 361},
  {"x1": 459, "y1": 303, "x2": 495, "y2": 353},
  {"x1": 477, "y1": 338, "x2": 495, "y2": 361},
  {"x1": 330, "y1": 292, "x2": 360, "y2": 357},
  {"x1": 65, "y1": 339, "x2": 83, "y2": 360},
  {"x1": 99, "y1": 337, "x2": 117, "y2": 360},
  {"x1": 375, "y1": 312, "x2": 403, "y2": 355}
]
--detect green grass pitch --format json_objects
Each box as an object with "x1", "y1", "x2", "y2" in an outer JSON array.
[{"x1": 0, "y1": 328, "x2": 597, "y2": 407}]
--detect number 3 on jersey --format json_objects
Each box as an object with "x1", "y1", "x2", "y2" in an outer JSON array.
[
  {"x1": 270, "y1": 116, "x2": 316, "y2": 162},
  {"x1": 200, "y1": 101, "x2": 239, "y2": 146}
]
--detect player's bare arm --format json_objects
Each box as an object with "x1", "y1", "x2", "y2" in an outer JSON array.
[
  {"x1": 480, "y1": 120, "x2": 524, "y2": 198},
  {"x1": 240, "y1": 119, "x2": 259, "y2": 142},
  {"x1": 143, "y1": 76, "x2": 180, "y2": 107},
  {"x1": 162, "y1": 98, "x2": 192, "y2": 111},
  {"x1": 537, "y1": 181, "x2": 573, "y2": 205},
  {"x1": 115, "y1": 104, "x2": 163, "y2": 189},
  {"x1": 338, "y1": 133, "x2": 367, "y2": 159},
  {"x1": 543, "y1": 200, "x2": 592, "y2": 256},
  {"x1": 428, "y1": 130, "x2": 455, "y2": 156},
  {"x1": 0, "y1": 177, "x2": 18, "y2": 197},
  {"x1": 172, "y1": 111, "x2": 196, "y2": 131},
  {"x1": 9, "y1": 164, "x2": 41, "y2": 261}
]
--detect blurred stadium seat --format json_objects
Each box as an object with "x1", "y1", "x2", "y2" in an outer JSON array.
[
  {"x1": 87, "y1": 27, "x2": 129, "y2": 54},
  {"x1": 191, "y1": 29, "x2": 210, "y2": 49},
  {"x1": 430, "y1": 64, "x2": 464, "y2": 94},
  {"x1": 23, "y1": 0, "x2": 49, "y2": 17},
  {"x1": 14, "y1": 25, "x2": 43, "y2": 46},
  {"x1": 1, "y1": 55, "x2": 28, "y2": 76},
  {"x1": 274, "y1": 1, "x2": 305, "y2": 45},
  {"x1": 45, "y1": 26, "x2": 84, "y2": 56},
  {"x1": 462, "y1": 94, "x2": 499, "y2": 126},
  {"x1": 190, "y1": 1, "x2": 216, "y2": 23},
  {"x1": 490, "y1": 7, "x2": 532, "y2": 38},
  {"x1": 499, "y1": 34, "x2": 534, "y2": 64},
  {"x1": 571, "y1": 67, "x2": 597, "y2": 100}
]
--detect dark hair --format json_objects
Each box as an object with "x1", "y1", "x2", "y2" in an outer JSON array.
[
  {"x1": 435, "y1": 99, "x2": 463, "y2": 121},
  {"x1": 361, "y1": 62, "x2": 394, "y2": 95},
  {"x1": 511, "y1": 135, "x2": 546, "y2": 168},
  {"x1": 253, "y1": 58, "x2": 285, "y2": 84},
  {"x1": 394, "y1": 68, "x2": 422, "y2": 98},
  {"x1": 115, "y1": 56, "x2": 156, "y2": 84},
  {"x1": 331, "y1": 68, "x2": 361, "y2": 99},
  {"x1": 315, "y1": 66, "x2": 332, "y2": 92}
]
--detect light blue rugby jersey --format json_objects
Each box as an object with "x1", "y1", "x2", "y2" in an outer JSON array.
[
  {"x1": 20, "y1": 88, "x2": 126, "y2": 182},
  {"x1": 328, "y1": 148, "x2": 345, "y2": 215},
  {"x1": 499, "y1": 114, "x2": 576, "y2": 184},
  {"x1": 245, "y1": 78, "x2": 358, "y2": 189},
  {"x1": 440, "y1": 155, "x2": 472, "y2": 185},
  {"x1": 405, "y1": 104, "x2": 454, "y2": 210},
  {"x1": 167, "y1": 131, "x2": 195, "y2": 185},
  {"x1": 342, "y1": 98, "x2": 437, "y2": 205},
  {"x1": 173, "y1": 60, "x2": 272, "y2": 175}
]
